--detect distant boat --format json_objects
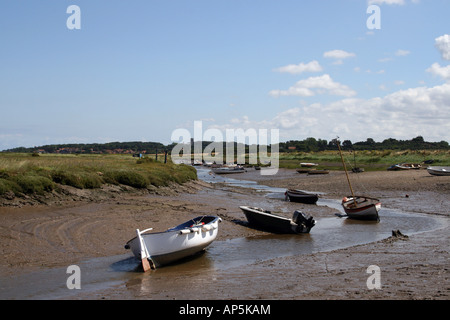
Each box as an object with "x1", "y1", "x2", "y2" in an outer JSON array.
[
  {"x1": 285, "y1": 189, "x2": 319, "y2": 204},
  {"x1": 300, "y1": 162, "x2": 318, "y2": 167},
  {"x1": 336, "y1": 138, "x2": 381, "y2": 221},
  {"x1": 296, "y1": 168, "x2": 311, "y2": 174},
  {"x1": 427, "y1": 166, "x2": 450, "y2": 176},
  {"x1": 212, "y1": 166, "x2": 245, "y2": 174},
  {"x1": 387, "y1": 163, "x2": 421, "y2": 170},
  {"x1": 203, "y1": 161, "x2": 214, "y2": 167},
  {"x1": 239, "y1": 206, "x2": 316, "y2": 234},
  {"x1": 125, "y1": 216, "x2": 221, "y2": 271}
]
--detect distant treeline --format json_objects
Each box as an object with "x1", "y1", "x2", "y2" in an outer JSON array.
[
  {"x1": 280, "y1": 136, "x2": 450, "y2": 152},
  {"x1": 2, "y1": 136, "x2": 449, "y2": 154},
  {"x1": 3, "y1": 141, "x2": 166, "y2": 154}
]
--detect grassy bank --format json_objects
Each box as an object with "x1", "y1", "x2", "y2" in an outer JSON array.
[
  {"x1": 278, "y1": 149, "x2": 450, "y2": 171},
  {"x1": 0, "y1": 153, "x2": 197, "y2": 197}
]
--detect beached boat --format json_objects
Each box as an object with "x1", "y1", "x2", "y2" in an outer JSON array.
[
  {"x1": 387, "y1": 163, "x2": 421, "y2": 170},
  {"x1": 125, "y1": 216, "x2": 221, "y2": 271},
  {"x1": 427, "y1": 166, "x2": 450, "y2": 176},
  {"x1": 300, "y1": 162, "x2": 318, "y2": 167},
  {"x1": 211, "y1": 165, "x2": 245, "y2": 174},
  {"x1": 336, "y1": 138, "x2": 381, "y2": 221},
  {"x1": 341, "y1": 196, "x2": 381, "y2": 221},
  {"x1": 285, "y1": 189, "x2": 319, "y2": 204},
  {"x1": 239, "y1": 206, "x2": 315, "y2": 234}
]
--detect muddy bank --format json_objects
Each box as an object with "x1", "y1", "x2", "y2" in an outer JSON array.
[
  {"x1": 0, "y1": 168, "x2": 448, "y2": 299},
  {"x1": 0, "y1": 179, "x2": 209, "y2": 208}
]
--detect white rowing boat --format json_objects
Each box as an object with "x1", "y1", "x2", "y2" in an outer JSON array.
[
  {"x1": 125, "y1": 216, "x2": 221, "y2": 271},
  {"x1": 211, "y1": 166, "x2": 245, "y2": 174},
  {"x1": 427, "y1": 166, "x2": 450, "y2": 176}
]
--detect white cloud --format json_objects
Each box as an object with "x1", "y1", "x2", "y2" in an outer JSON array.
[
  {"x1": 426, "y1": 63, "x2": 450, "y2": 81},
  {"x1": 368, "y1": 0, "x2": 405, "y2": 5},
  {"x1": 323, "y1": 50, "x2": 356, "y2": 65},
  {"x1": 435, "y1": 34, "x2": 450, "y2": 61},
  {"x1": 395, "y1": 49, "x2": 411, "y2": 56},
  {"x1": 378, "y1": 57, "x2": 393, "y2": 62},
  {"x1": 269, "y1": 74, "x2": 357, "y2": 98},
  {"x1": 273, "y1": 60, "x2": 323, "y2": 74},
  {"x1": 323, "y1": 50, "x2": 356, "y2": 59},
  {"x1": 228, "y1": 83, "x2": 450, "y2": 143}
]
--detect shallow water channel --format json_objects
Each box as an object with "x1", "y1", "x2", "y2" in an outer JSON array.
[{"x1": 1, "y1": 167, "x2": 446, "y2": 299}]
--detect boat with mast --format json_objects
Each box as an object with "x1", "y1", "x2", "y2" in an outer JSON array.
[{"x1": 336, "y1": 138, "x2": 381, "y2": 221}]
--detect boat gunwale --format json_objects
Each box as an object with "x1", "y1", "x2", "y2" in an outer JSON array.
[
  {"x1": 125, "y1": 215, "x2": 221, "y2": 245},
  {"x1": 239, "y1": 206, "x2": 292, "y2": 222}
]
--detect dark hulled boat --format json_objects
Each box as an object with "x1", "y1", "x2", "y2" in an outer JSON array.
[
  {"x1": 285, "y1": 189, "x2": 319, "y2": 204},
  {"x1": 239, "y1": 206, "x2": 315, "y2": 234}
]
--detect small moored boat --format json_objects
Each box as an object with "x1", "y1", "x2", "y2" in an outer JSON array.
[
  {"x1": 335, "y1": 138, "x2": 382, "y2": 221},
  {"x1": 239, "y1": 206, "x2": 315, "y2": 234},
  {"x1": 426, "y1": 166, "x2": 450, "y2": 176},
  {"x1": 387, "y1": 163, "x2": 421, "y2": 170},
  {"x1": 300, "y1": 162, "x2": 318, "y2": 167},
  {"x1": 211, "y1": 165, "x2": 246, "y2": 174},
  {"x1": 341, "y1": 196, "x2": 381, "y2": 221},
  {"x1": 285, "y1": 189, "x2": 319, "y2": 204},
  {"x1": 125, "y1": 216, "x2": 221, "y2": 271}
]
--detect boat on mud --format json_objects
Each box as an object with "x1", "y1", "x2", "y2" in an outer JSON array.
[
  {"x1": 341, "y1": 196, "x2": 381, "y2": 221},
  {"x1": 239, "y1": 206, "x2": 316, "y2": 234},
  {"x1": 211, "y1": 165, "x2": 246, "y2": 174},
  {"x1": 387, "y1": 163, "x2": 421, "y2": 170},
  {"x1": 125, "y1": 216, "x2": 222, "y2": 271},
  {"x1": 426, "y1": 166, "x2": 450, "y2": 176},
  {"x1": 300, "y1": 162, "x2": 318, "y2": 167},
  {"x1": 285, "y1": 189, "x2": 319, "y2": 204},
  {"x1": 335, "y1": 138, "x2": 381, "y2": 221}
]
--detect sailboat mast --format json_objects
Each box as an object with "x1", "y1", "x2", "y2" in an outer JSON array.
[{"x1": 336, "y1": 139, "x2": 356, "y2": 201}]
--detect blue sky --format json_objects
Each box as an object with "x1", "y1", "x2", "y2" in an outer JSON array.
[{"x1": 1, "y1": 0, "x2": 449, "y2": 150}]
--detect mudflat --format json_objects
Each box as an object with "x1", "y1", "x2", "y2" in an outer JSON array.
[{"x1": 0, "y1": 168, "x2": 448, "y2": 299}]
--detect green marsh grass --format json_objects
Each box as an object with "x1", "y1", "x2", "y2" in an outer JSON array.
[{"x1": 0, "y1": 153, "x2": 197, "y2": 196}]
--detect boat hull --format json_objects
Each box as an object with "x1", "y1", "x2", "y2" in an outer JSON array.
[
  {"x1": 427, "y1": 166, "x2": 450, "y2": 176},
  {"x1": 211, "y1": 167, "x2": 245, "y2": 174},
  {"x1": 126, "y1": 216, "x2": 221, "y2": 269},
  {"x1": 387, "y1": 163, "x2": 421, "y2": 170},
  {"x1": 285, "y1": 189, "x2": 319, "y2": 204},
  {"x1": 342, "y1": 196, "x2": 381, "y2": 221},
  {"x1": 239, "y1": 206, "x2": 315, "y2": 234}
]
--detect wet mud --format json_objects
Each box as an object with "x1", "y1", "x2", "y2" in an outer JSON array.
[{"x1": 0, "y1": 168, "x2": 448, "y2": 299}]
